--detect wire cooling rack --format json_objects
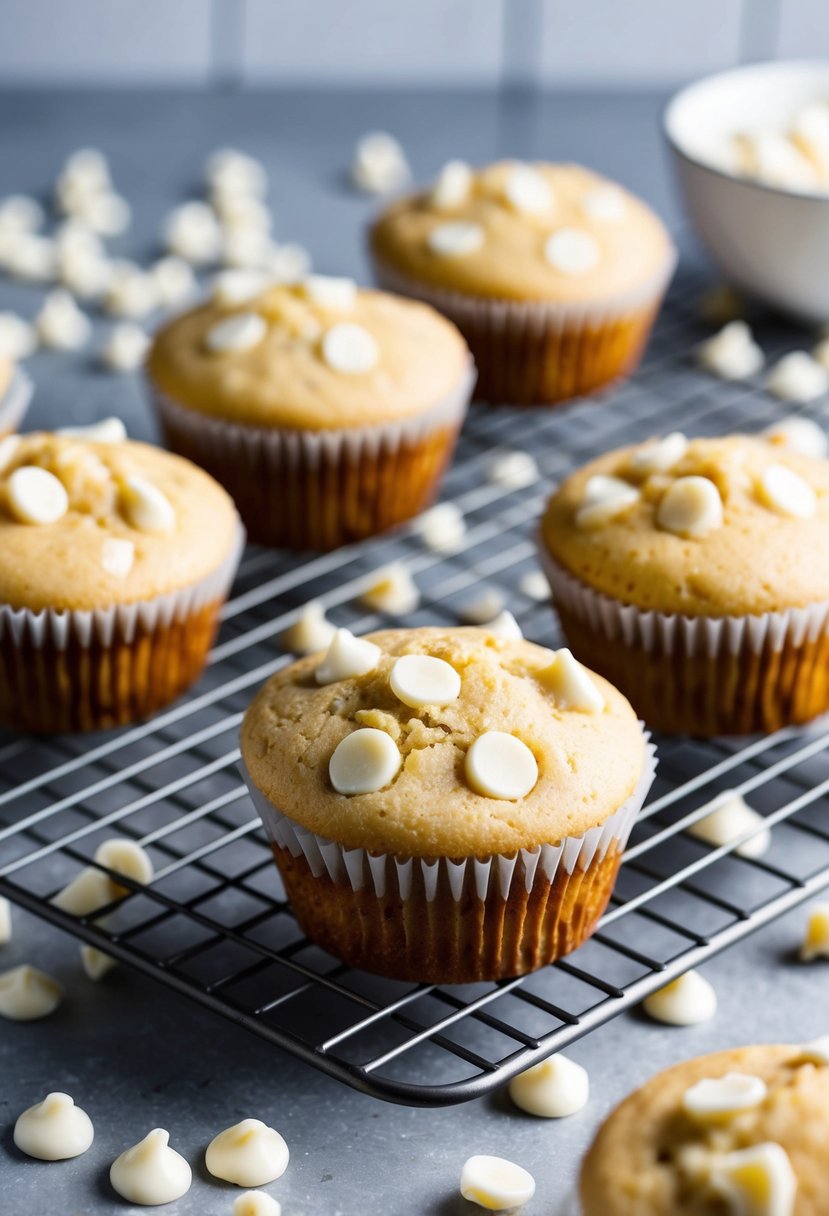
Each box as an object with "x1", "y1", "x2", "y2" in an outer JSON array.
[{"x1": 2, "y1": 265, "x2": 829, "y2": 1107}]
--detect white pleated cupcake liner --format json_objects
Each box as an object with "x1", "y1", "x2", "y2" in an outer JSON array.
[
  {"x1": 241, "y1": 734, "x2": 656, "y2": 906},
  {"x1": 0, "y1": 367, "x2": 33, "y2": 434},
  {"x1": 539, "y1": 543, "x2": 829, "y2": 660},
  {"x1": 0, "y1": 523, "x2": 245, "y2": 651}
]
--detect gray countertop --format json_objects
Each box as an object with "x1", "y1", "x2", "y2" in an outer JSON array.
[{"x1": 0, "y1": 87, "x2": 826, "y2": 1216}]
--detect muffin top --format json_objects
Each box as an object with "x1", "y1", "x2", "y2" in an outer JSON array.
[
  {"x1": 580, "y1": 1040, "x2": 829, "y2": 1216},
  {"x1": 370, "y1": 160, "x2": 674, "y2": 303},
  {"x1": 147, "y1": 278, "x2": 471, "y2": 429},
  {"x1": 0, "y1": 430, "x2": 240, "y2": 612},
  {"x1": 542, "y1": 433, "x2": 829, "y2": 617},
  {"x1": 240, "y1": 625, "x2": 645, "y2": 857}
]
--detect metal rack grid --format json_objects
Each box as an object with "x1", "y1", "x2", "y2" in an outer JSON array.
[{"x1": 3, "y1": 265, "x2": 829, "y2": 1107}]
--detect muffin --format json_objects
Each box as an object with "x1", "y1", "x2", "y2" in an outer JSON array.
[
  {"x1": 0, "y1": 429, "x2": 242, "y2": 733},
  {"x1": 147, "y1": 277, "x2": 474, "y2": 550},
  {"x1": 580, "y1": 1040, "x2": 829, "y2": 1216},
  {"x1": 540, "y1": 433, "x2": 829, "y2": 735},
  {"x1": 240, "y1": 626, "x2": 655, "y2": 983},
  {"x1": 369, "y1": 160, "x2": 675, "y2": 405},
  {"x1": 0, "y1": 358, "x2": 32, "y2": 438}
]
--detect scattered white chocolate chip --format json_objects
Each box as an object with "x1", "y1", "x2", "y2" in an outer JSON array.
[
  {"x1": 266, "y1": 242, "x2": 311, "y2": 284},
  {"x1": 544, "y1": 228, "x2": 600, "y2": 274},
  {"x1": 0, "y1": 311, "x2": 37, "y2": 359},
  {"x1": 329, "y1": 728, "x2": 402, "y2": 796},
  {"x1": 504, "y1": 164, "x2": 553, "y2": 214},
  {"x1": 689, "y1": 791, "x2": 772, "y2": 858},
  {"x1": 58, "y1": 246, "x2": 112, "y2": 300},
  {"x1": 52, "y1": 868, "x2": 114, "y2": 917},
  {"x1": 581, "y1": 185, "x2": 626, "y2": 221},
  {"x1": 460, "y1": 1155, "x2": 536, "y2": 1212},
  {"x1": 57, "y1": 416, "x2": 126, "y2": 442},
  {"x1": 576, "y1": 474, "x2": 640, "y2": 530},
  {"x1": 763, "y1": 416, "x2": 828, "y2": 458},
  {"x1": 206, "y1": 149, "x2": 268, "y2": 200},
  {"x1": 121, "y1": 474, "x2": 175, "y2": 534},
  {"x1": 214, "y1": 192, "x2": 272, "y2": 233},
  {"x1": 683, "y1": 1072, "x2": 767, "y2": 1123},
  {"x1": 321, "y1": 322, "x2": 378, "y2": 374},
  {"x1": 14, "y1": 1092, "x2": 94, "y2": 1161},
  {"x1": 205, "y1": 1119, "x2": 289, "y2": 1187},
  {"x1": 465, "y1": 732, "x2": 538, "y2": 801},
  {"x1": 304, "y1": 275, "x2": 356, "y2": 311},
  {"x1": 212, "y1": 269, "x2": 272, "y2": 307},
  {"x1": 0, "y1": 965, "x2": 63, "y2": 1021},
  {"x1": 360, "y1": 563, "x2": 419, "y2": 615},
  {"x1": 221, "y1": 227, "x2": 275, "y2": 270},
  {"x1": 537, "y1": 647, "x2": 604, "y2": 712},
  {"x1": 101, "y1": 537, "x2": 135, "y2": 579},
  {"x1": 96, "y1": 838, "x2": 154, "y2": 890},
  {"x1": 110, "y1": 1129, "x2": 192, "y2": 1206},
  {"x1": 657, "y1": 475, "x2": 723, "y2": 538},
  {"x1": 80, "y1": 945, "x2": 117, "y2": 981},
  {"x1": 508, "y1": 1054, "x2": 589, "y2": 1118},
  {"x1": 0, "y1": 896, "x2": 10, "y2": 945},
  {"x1": 415, "y1": 501, "x2": 466, "y2": 554},
  {"x1": 709, "y1": 1143, "x2": 796, "y2": 1216},
  {"x1": 233, "y1": 1192, "x2": 282, "y2": 1216},
  {"x1": 7, "y1": 466, "x2": 69, "y2": 526},
  {"x1": 800, "y1": 903, "x2": 829, "y2": 961},
  {"x1": 150, "y1": 256, "x2": 196, "y2": 308},
  {"x1": 281, "y1": 601, "x2": 336, "y2": 655},
  {"x1": 6, "y1": 233, "x2": 57, "y2": 283},
  {"x1": 488, "y1": 450, "x2": 539, "y2": 490},
  {"x1": 461, "y1": 590, "x2": 505, "y2": 624},
  {"x1": 767, "y1": 351, "x2": 828, "y2": 402},
  {"x1": 792, "y1": 1035, "x2": 829, "y2": 1064},
  {"x1": 432, "y1": 160, "x2": 472, "y2": 209},
  {"x1": 390, "y1": 654, "x2": 461, "y2": 708},
  {"x1": 0, "y1": 194, "x2": 44, "y2": 232},
  {"x1": 315, "y1": 628, "x2": 382, "y2": 684},
  {"x1": 757, "y1": 463, "x2": 817, "y2": 518},
  {"x1": 36, "y1": 289, "x2": 91, "y2": 350},
  {"x1": 100, "y1": 323, "x2": 150, "y2": 372},
  {"x1": 482, "y1": 610, "x2": 522, "y2": 640},
  {"x1": 205, "y1": 312, "x2": 267, "y2": 354},
  {"x1": 698, "y1": 321, "x2": 764, "y2": 380},
  {"x1": 642, "y1": 970, "x2": 717, "y2": 1026},
  {"x1": 518, "y1": 570, "x2": 550, "y2": 602},
  {"x1": 163, "y1": 200, "x2": 222, "y2": 264},
  {"x1": 427, "y1": 221, "x2": 485, "y2": 257},
  {"x1": 104, "y1": 262, "x2": 158, "y2": 319},
  {"x1": 629, "y1": 432, "x2": 689, "y2": 475},
  {"x1": 350, "y1": 131, "x2": 410, "y2": 195},
  {"x1": 78, "y1": 191, "x2": 131, "y2": 237}
]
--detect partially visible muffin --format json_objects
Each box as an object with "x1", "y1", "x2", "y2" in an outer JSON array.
[
  {"x1": 369, "y1": 160, "x2": 675, "y2": 404},
  {"x1": 0, "y1": 428, "x2": 241, "y2": 732}
]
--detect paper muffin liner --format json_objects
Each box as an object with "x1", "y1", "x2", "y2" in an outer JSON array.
[
  {"x1": 0, "y1": 525, "x2": 244, "y2": 734},
  {"x1": 241, "y1": 737, "x2": 656, "y2": 984},
  {"x1": 539, "y1": 544, "x2": 829, "y2": 736},
  {"x1": 0, "y1": 368, "x2": 33, "y2": 436},
  {"x1": 369, "y1": 249, "x2": 676, "y2": 406},
  {"x1": 149, "y1": 361, "x2": 474, "y2": 550}
]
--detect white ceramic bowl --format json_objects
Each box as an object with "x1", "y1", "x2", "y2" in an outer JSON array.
[{"x1": 665, "y1": 60, "x2": 829, "y2": 323}]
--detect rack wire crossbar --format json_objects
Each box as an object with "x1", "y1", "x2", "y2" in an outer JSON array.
[{"x1": 3, "y1": 267, "x2": 829, "y2": 1106}]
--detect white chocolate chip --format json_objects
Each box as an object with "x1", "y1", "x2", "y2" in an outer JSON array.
[
  {"x1": 321, "y1": 322, "x2": 378, "y2": 374},
  {"x1": 100, "y1": 323, "x2": 150, "y2": 372},
  {"x1": 642, "y1": 970, "x2": 717, "y2": 1026},
  {"x1": 657, "y1": 475, "x2": 723, "y2": 538},
  {"x1": 233, "y1": 1193, "x2": 282, "y2": 1216},
  {"x1": 504, "y1": 164, "x2": 553, "y2": 215},
  {"x1": 205, "y1": 1119, "x2": 289, "y2": 1187},
  {"x1": 537, "y1": 647, "x2": 604, "y2": 712},
  {"x1": 104, "y1": 262, "x2": 158, "y2": 319},
  {"x1": 78, "y1": 191, "x2": 131, "y2": 237},
  {"x1": 709, "y1": 1143, "x2": 796, "y2": 1216},
  {"x1": 0, "y1": 311, "x2": 37, "y2": 359},
  {"x1": 351, "y1": 131, "x2": 410, "y2": 195},
  {"x1": 163, "y1": 201, "x2": 222, "y2": 264},
  {"x1": 6, "y1": 234, "x2": 57, "y2": 283},
  {"x1": 629, "y1": 432, "x2": 689, "y2": 475},
  {"x1": 508, "y1": 1055, "x2": 589, "y2": 1118},
  {"x1": 281, "y1": 601, "x2": 336, "y2": 655},
  {"x1": 800, "y1": 903, "x2": 829, "y2": 961},
  {"x1": 427, "y1": 221, "x2": 485, "y2": 257},
  {"x1": 213, "y1": 192, "x2": 272, "y2": 233},
  {"x1": 518, "y1": 570, "x2": 550, "y2": 602},
  {"x1": 315, "y1": 628, "x2": 382, "y2": 684},
  {"x1": 698, "y1": 321, "x2": 764, "y2": 380},
  {"x1": 488, "y1": 450, "x2": 539, "y2": 490},
  {"x1": 329, "y1": 728, "x2": 402, "y2": 796},
  {"x1": 683, "y1": 1072, "x2": 767, "y2": 1123},
  {"x1": 767, "y1": 351, "x2": 828, "y2": 402},
  {"x1": 465, "y1": 732, "x2": 538, "y2": 801},
  {"x1": 360, "y1": 563, "x2": 419, "y2": 615},
  {"x1": 14, "y1": 1093, "x2": 94, "y2": 1161},
  {"x1": 792, "y1": 1035, "x2": 829, "y2": 1064},
  {"x1": 0, "y1": 895, "x2": 11, "y2": 945},
  {"x1": 206, "y1": 149, "x2": 268, "y2": 200},
  {"x1": 544, "y1": 228, "x2": 600, "y2": 274},
  {"x1": 221, "y1": 227, "x2": 275, "y2": 270},
  {"x1": 304, "y1": 275, "x2": 356, "y2": 311},
  {"x1": 763, "y1": 416, "x2": 828, "y2": 458},
  {"x1": 101, "y1": 537, "x2": 135, "y2": 579},
  {"x1": 266, "y1": 242, "x2": 311, "y2": 284},
  {"x1": 57, "y1": 417, "x2": 127, "y2": 443},
  {"x1": 0, "y1": 194, "x2": 44, "y2": 232},
  {"x1": 481, "y1": 610, "x2": 523, "y2": 640},
  {"x1": 58, "y1": 247, "x2": 111, "y2": 301},
  {"x1": 390, "y1": 654, "x2": 461, "y2": 708},
  {"x1": 110, "y1": 1129, "x2": 192, "y2": 1206},
  {"x1": 212, "y1": 270, "x2": 273, "y2": 307},
  {"x1": 7, "y1": 466, "x2": 69, "y2": 525},
  {"x1": 36, "y1": 289, "x2": 91, "y2": 350},
  {"x1": 688, "y1": 791, "x2": 771, "y2": 859},
  {"x1": 150, "y1": 257, "x2": 196, "y2": 308},
  {"x1": 0, "y1": 435, "x2": 20, "y2": 472},
  {"x1": 757, "y1": 463, "x2": 817, "y2": 518},
  {"x1": 205, "y1": 312, "x2": 267, "y2": 354},
  {"x1": 431, "y1": 160, "x2": 472, "y2": 209},
  {"x1": 96, "y1": 838, "x2": 154, "y2": 890},
  {"x1": 460, "y1": 1155, "x2": 535, "y2": 1212},
  {"x1": 461, "y1": 590, "x2": 505, "y2": 624},
  {"x1": 80, "y1": 945, "x2": 117, "y2": 981},
  {"x1": 415, "y1": 501, "x2": 466, "y2": 554},
  {"x1": 0, "y1": 965, "x2": 63, "y2": 1021},
  {"x1": 52, "y1": 867, "x2": 115, "y2": 917},
  {"x1": 121, "y1": 474, "x2": 175, "y2": 534},
  {"x1": 576, "y1": 475, "x2": 640, "y2": 530},
  {"x1": 581, "y1": 185, "x2": 626, "y2": 221}
]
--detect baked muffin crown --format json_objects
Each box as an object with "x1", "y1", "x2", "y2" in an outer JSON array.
[
  {"x1": 241, "y1": 625, "x2": 645, "y2": 857},
  {"x1": 542, "y1": 433, "x2": 829, "y2": 617}
]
